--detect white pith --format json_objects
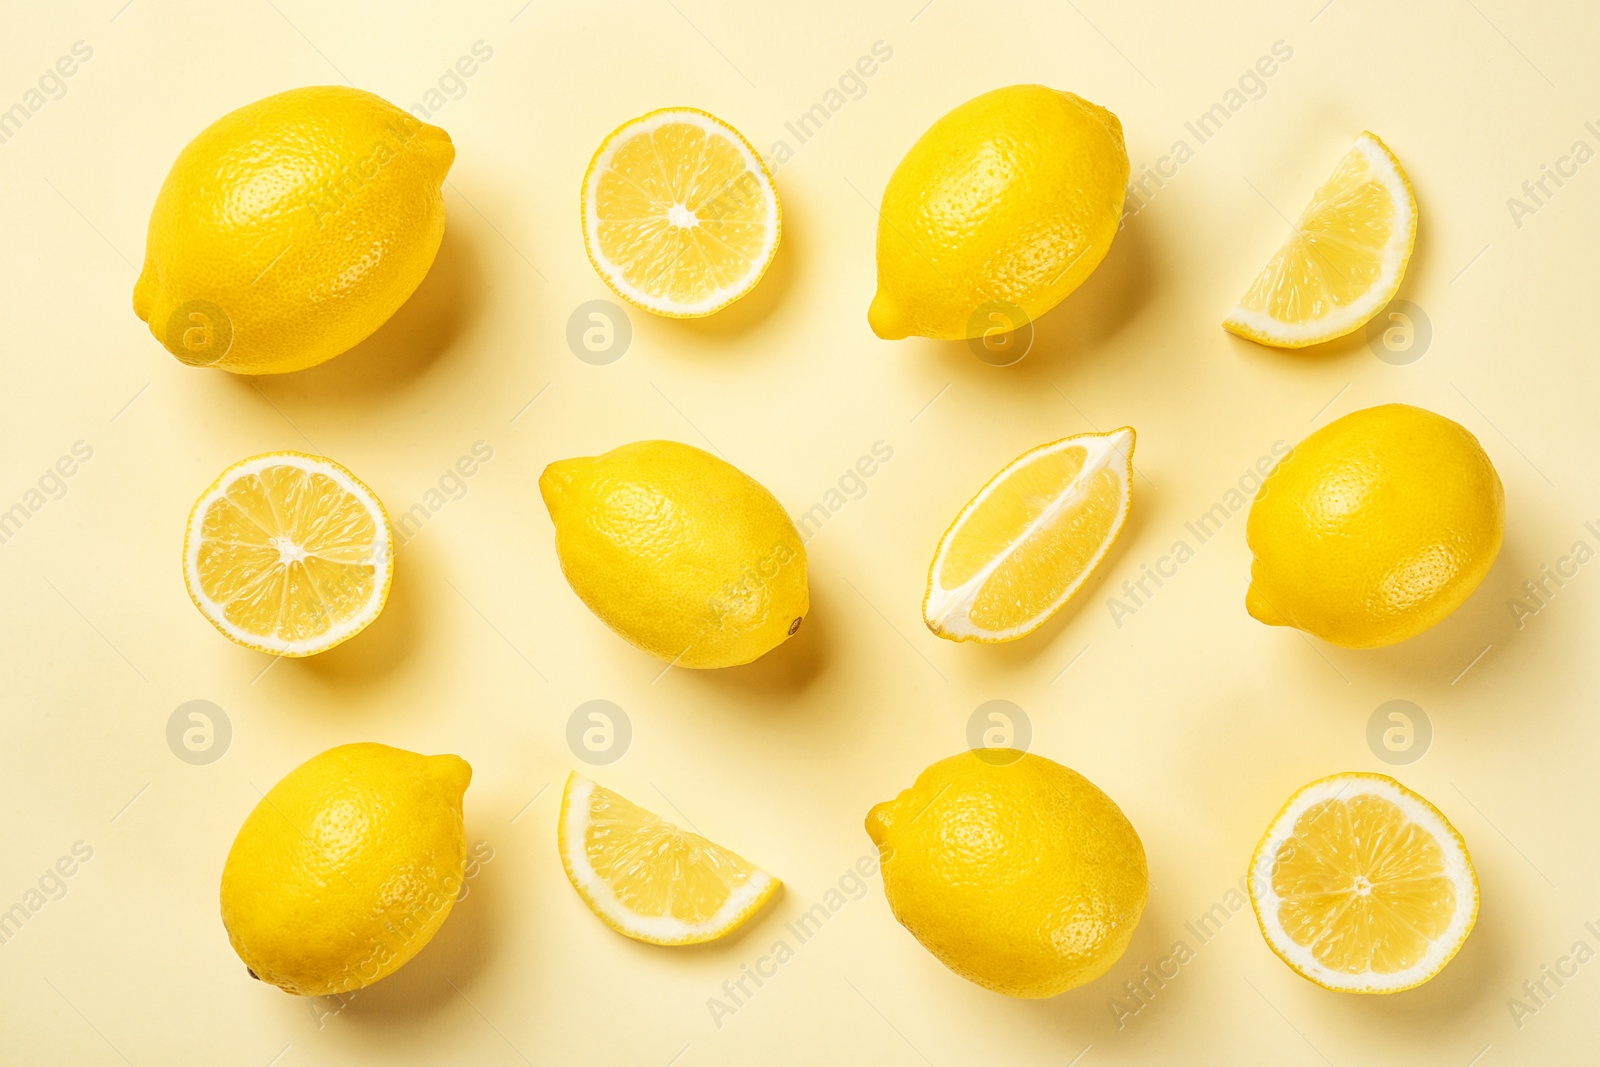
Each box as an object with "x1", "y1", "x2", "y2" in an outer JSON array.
[
  {"x1": 581, "y1": 109, "x2": 780, "y2": 317},
  {"x1": 559, "y1": 774, "x2": 775, "y2": 944},
  {"x1": 924, "y1": 428, "x2": 1133, "y2": 641},
  {"x1": 183, "y1": 452, "x2": 393, "y2": 657},
  {"x1": 1249, "y1": 773, "x2": 1478, "y2": 993},
  {"x1": 1224, "y1": 132, "x2": 1416, "y2": 346}
]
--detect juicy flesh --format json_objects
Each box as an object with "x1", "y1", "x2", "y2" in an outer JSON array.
[
  {"x1": 593, "y1": 120, "x2": 771, "y2": 306},
  {"x1": 1271, "y1": 794, "x2": 1456, "y2": 975},
  {"x1": 196, "y1": 465, "x2": 380, "y2": 642},
  {"x1": 937, "y1": 445, "x2": 1125, "y2": 632},
  {"x1": 1239, "y1": 146, "x2": 1397, "y2": 322},
  {"x1": 583, "y1": 784, "x2": 758, "y2": 924}
]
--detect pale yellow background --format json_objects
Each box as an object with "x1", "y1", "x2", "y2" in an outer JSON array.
[{"x1": 2, "y1": 0, "x2": 1596, "y2": 1063}]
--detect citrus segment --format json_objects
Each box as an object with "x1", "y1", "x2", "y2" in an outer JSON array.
[
  {"x1": 924, "y1": 428, "x2": 1133, "y2": 642},
  {"x1": 558, "y1": 773, "x2": 779, "y2": 945},
  {"x1": 1224, "y1": 132, "x2": 1416, "y2": 347}
]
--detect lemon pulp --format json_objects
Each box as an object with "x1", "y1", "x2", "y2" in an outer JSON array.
[
  {"x1": 185, "y1": 452, "x2": 392, "y2": 656},
  {"x1": 558, "y1": 773, "x2": 778, "y2": 945},
  {"x1": 1250, "y1": 773, "x2": 1477, "y2": 993},
  {"x1": 925, "y1": 428, "x2": 1133, "y2": 642},
  {"x1": 1224, "y1": 132, "x2": 1416, "y2": 347},
  {"x1": 582, "y1": 108, "x2": 779, "y2": 317}
]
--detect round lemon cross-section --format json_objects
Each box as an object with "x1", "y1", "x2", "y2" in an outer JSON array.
[
  {"x1": 183, "y1": 452, "x2": 393, "y2": 657},
  {"x1": 581, "y1": 107, "x2": 780, "y2": 318}
]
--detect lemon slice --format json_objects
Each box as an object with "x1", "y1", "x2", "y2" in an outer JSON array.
[
  {"x1": 1223, "y1": 132, "x2": 1416, "y2": 348},
  {"x1": 923, "y1": 427, "x2": 1134, "y2": 643},
  {"x1": 183, "y1": 452, "x2": 393, "y2": 657},
  {"x1": 558, "y1": 772, "x2": 779, "y2": 945},
  {"x1": 1249, "y1": 773, "x2": 1478, "y2": 994},
  {"x1": 581, "y1": 108, "x2": 780, "y2": 317}
]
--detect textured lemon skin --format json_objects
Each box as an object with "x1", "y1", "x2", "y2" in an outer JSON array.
[
  {"x1": 865, "y1": 751, "x2": 1147, "y2": 998},
  {"x1": 220, "y1": 743, "x2": 471, "y2": 996},
  {"x1": 1246, "y1": 404, "x2": 1504, "y2": 649},
  {"x1": 540, "y1": 440, "x2": 808, "y2": 669},
  {"x1": 869, "y1": 84, "x2": 1128, "y2": 341},
  {"x1": 134, "y1": 86, "x2": 453, "y2": 374}
]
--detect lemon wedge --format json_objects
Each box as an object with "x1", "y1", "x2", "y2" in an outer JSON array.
[
  {"x1": 558, "y1": 773, "x2": 779, "y2": 945},
  {"x1": 183, "y1": 452, "x2": 393, "y2": 657},
  {"x1": 923, "y1": 428, "x2": 1133, "y2": 642},
  {"x1": 581, "y1": 108, "x2": 780, "y2": 317},
  {"x1": 1249, "y1": 773, "x2": 1478, "y2": 993},
  {"x1": 1224, "y1": 132, "x2": 1416, "y2": 348}
]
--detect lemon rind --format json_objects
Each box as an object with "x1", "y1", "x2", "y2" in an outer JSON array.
[
  {"x1": 182, "y1": 451, "x2": 394, "y2": 658},
  {"x1": 923, "y1": 427, "x2": 1134, "y2": 643},
  {"x1": 580, "y1": 107, "x2": 781, "y2": 319},
  {"x1": 557, "y1": 773, "x2": 779, "y2": 946},
  {"x1": 1248, "y1": 772, "x2": 1478, "y2": 994},
  {"x1": 1223, "y1": 132, "x2": 1416, "y2": 349}
]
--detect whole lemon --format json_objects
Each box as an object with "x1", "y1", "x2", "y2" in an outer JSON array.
[
  {"x1": 540, "y1": 440, "x2": 808, "y2": 669},
  {"x1": 220, "y1": 743, "x2": 471, "y2": 996},
  {"x1": 134, "y1": 86, "x2": 453, "y2": 374},
  {"x1": 1247, "y1": 404, "x2": 1504, "y2": 648},
  {"x1": 865, "y1": 750, "x2": 1147, "y2": 998},
  {"x1": 869, "y1": 84, "x2": 1128, "y2": 341}
]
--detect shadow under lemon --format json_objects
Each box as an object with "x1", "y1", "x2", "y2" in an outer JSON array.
[
  {"x1": 892, "y1": 216, "x2": 1155, "y2": 384},
  {"x1": 1324, "y1": 889, "x2": 1510, "y2": 1034},
  {"x1": 1224, "y1": 194, "x2": 1433, "y2": 367},
  {"x1": 666, "y1": 197, "x2": 799, "y2": 345},
  {"x1": 670, "y1": 574, "x2": 832, "y2": 705},
  {"x1": 961, "y1": 476, "x2": 1152, "y2": 672},
  {"x1": 330, "y1": 832, "x2": 501, "y2": 1030},
  {"x1": 291, "y1": 540, "x2": 428, "y2": 691},
  {"x1": 236, "y1": 221, "x2": 481, "y2": 403},
  {"x1": 1293, "y1": 530, "x2": 1523, "y2": 696}
]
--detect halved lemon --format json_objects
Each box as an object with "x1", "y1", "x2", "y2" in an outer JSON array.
[
  {"x1": 558, "y1": 772, "x2": 779, "y2": 945},
  {"x1": 183, "y1": 452, "x2": 393, "y2": 657},
  {"x1": 1249, "y1": 773, "x2": 1478, "y2": 994},
  {"x1": 1223, "y1": 132, "x2": 1416, "y2": 348},
  {"x1": 581, "y1": 107, "x2": 780, "y2": 317},
  {"x1": 923, "y1": 427, "x2": 1133, "y2": 643}
]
